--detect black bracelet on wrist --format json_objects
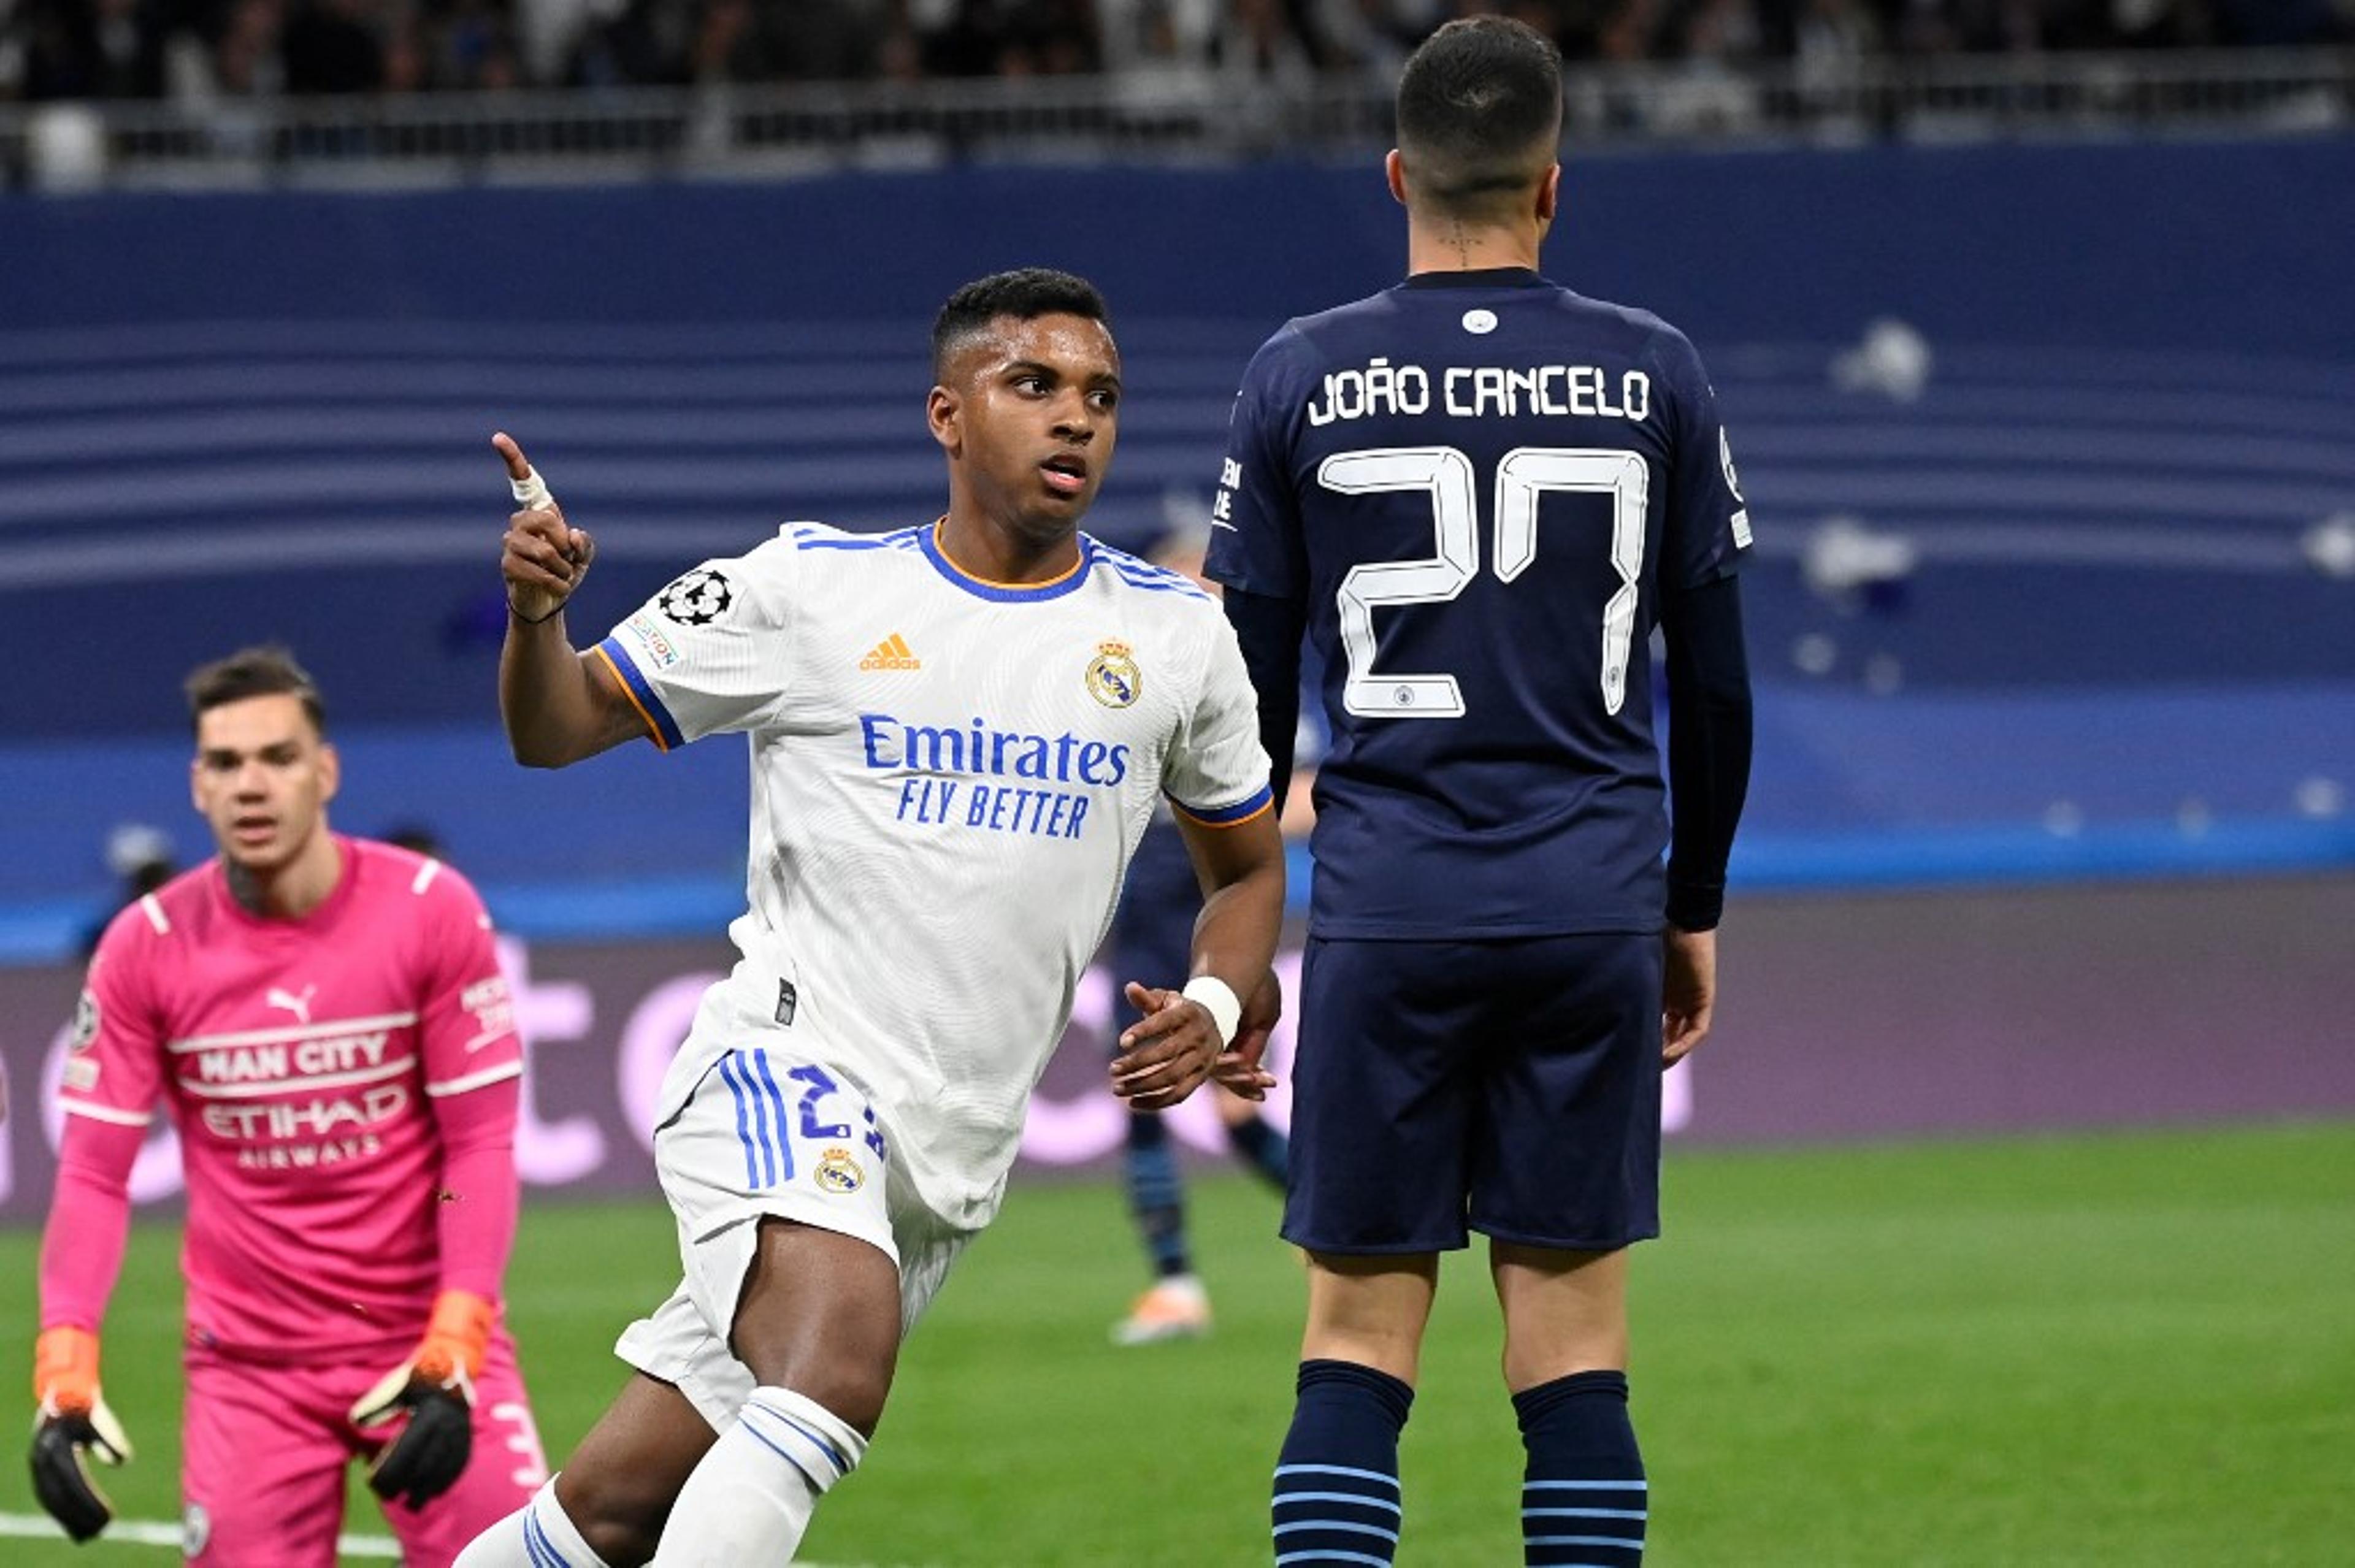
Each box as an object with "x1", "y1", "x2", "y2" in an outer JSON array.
[{"x1": 508, "y1": 599, "x2": 567, "y2": 626}]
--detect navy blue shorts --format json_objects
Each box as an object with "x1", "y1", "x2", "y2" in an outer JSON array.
[{"x1": 1282, "y1": 932, "x2": 1664, "y2": 1255}]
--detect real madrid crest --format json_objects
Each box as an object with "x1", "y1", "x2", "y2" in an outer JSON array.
[
  {"x1": 1086, "y1": 639, "x2": 1141, "y2": 709},
  {"x1": 815, "y1": 1147, "x2": 865, "y2": 1194}
]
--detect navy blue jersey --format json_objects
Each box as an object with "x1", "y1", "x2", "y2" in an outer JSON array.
[
  {"x1": 1206, "y1": 269, "x2": 1752, "y2": 938},
  {"x1": 1104, "y1": 810, "x2": 1200, "y2": 1009}
]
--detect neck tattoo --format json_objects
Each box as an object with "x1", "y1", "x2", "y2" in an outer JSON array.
[{"x1": 1448, "y1": 218, "x2": 1476, "y2": 266}]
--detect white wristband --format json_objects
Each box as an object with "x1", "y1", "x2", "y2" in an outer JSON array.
[
  {"x1": 510, "y1": 467, "x2": 555, "y2": 510},
  {"x1": 1181, "y1": 976, "x2": 1242, "y2": 1050}
]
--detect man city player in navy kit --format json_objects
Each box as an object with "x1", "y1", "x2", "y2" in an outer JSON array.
[{"x1": 1206, "y1": 17, "x2": 1755, "y2": 1564}]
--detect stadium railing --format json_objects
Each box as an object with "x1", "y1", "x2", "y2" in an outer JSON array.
[{"x1": 2, "y1": 47, "x2": 2349, "y2": 190}]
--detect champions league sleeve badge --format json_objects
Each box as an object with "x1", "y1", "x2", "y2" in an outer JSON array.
[
  {"x1": 1085, "y1": 640, "x2": 1141, "y2": 708},
  {"x1": 69, "y1": 988, "x2": 101, "y2": 1051},
  {"x1": 657, "y1": 568, "x2": 735, "y2": 627}
]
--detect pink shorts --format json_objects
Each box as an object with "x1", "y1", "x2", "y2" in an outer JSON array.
[{"x1": 182, "y1": 1329, "x2": 546, "y2": 1568}]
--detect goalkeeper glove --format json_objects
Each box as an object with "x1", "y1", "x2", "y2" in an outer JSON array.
[
  {"x1": 348, "y1": 1290, "x2": 493, "y2": 1510},
  {"x1": 29, "y1": 1326, "x2": 134, "y2": 1544}
]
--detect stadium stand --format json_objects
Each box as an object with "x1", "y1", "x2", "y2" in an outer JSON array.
[
  {"x1": 0, "y1": 15, "x2": 2348, "y2": 959},
  {"x1": 3, "y1": 129, "x2": 2349, "y2": 963},
  {"x1": 2, "y1": 0, "x2": 2348, "y2": 109}
]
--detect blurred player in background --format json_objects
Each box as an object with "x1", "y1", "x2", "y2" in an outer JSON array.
[
  {"x1": 1105, "y1": 520, "x2": 1295, "y2": 1345},
  {"x1": 461, "y1": 267, "x2": 1287, "y2": 1567},
  {"x1": 33, "y1": 645, "x2": 545, "y2": 1565},
  {"x1": 1208, "y1": 18, "x2": 1756, "y2": 1564},
  {"x1": 75, "y1": 822, "x2": 180, "y2": 960},
  {"x1": 384, "y1": 822, "x2": 449, "y2": 859}
]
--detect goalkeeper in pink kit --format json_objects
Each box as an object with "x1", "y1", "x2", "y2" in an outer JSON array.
[{"x1": 32, "y1": 646, "x2": 547, "y2": 1564}]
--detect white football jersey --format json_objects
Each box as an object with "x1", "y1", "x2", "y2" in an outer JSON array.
[{"x1": 596, "y1": 521, "x2": 1273, "y2": 1227}]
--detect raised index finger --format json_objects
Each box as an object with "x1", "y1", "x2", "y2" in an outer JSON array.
[{"x1": 491, "y1": 431, "x2": 532, "y2": 482}]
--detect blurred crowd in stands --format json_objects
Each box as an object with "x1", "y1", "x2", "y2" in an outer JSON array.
[{"x1": 2, "y1": 0, "x2": 2347, "y2": 105}]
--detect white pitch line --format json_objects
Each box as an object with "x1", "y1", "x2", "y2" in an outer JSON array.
[
  {"x1": 0, "y1": 1509, "x2": 397, "y2": 1555},
  {"x1": 0, "y1": 1510, "x2": 877, "y2": 1566}
]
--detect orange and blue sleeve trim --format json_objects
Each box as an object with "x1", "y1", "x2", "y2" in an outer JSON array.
[
  {"x1": 593, "y1": 639, "x2": 684, "y2": 752},
  {"x1": 1169, "y1": 784, "x2": 1274, "y2": 829}
]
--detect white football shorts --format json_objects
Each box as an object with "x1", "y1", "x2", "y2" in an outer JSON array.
[{"x1": 615, "y1": 1024, "x2": 975, "y2": 1432}]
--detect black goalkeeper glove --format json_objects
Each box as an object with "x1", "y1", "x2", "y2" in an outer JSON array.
[
  {"x1": 349, "y1": 1370, "x2": 474, "y2": 1509},
  {"x1": 30, "y1": 1408, "x2": 134, "y2": 1543},
  {"x1": 347, "y1": 1290, "x2": 492, "y2": 1509},
  {"x1": 30, "y1": 1326, "x2": 134, "y2": 1544}
]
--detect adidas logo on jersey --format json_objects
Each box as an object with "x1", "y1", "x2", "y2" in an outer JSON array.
[{"x1": 859, "y1": 633, "x2": 922, "y2": 671}]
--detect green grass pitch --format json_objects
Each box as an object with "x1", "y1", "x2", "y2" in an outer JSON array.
[{"x1": 5, "y1": 1121, "x2": 2352, "y2": 1565}]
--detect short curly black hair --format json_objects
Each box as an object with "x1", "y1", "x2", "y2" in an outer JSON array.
[{"x1": 931, "y1": 267, "x2": 1111, "y2": 381}]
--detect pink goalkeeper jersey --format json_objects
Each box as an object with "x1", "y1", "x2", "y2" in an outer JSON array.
[{"x1": 56, "y1": 837, "x2": 521, "y2": 1359}]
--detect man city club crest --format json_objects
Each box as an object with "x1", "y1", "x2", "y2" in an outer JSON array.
[
  {"x1": 1085, "y1": 640, "x2": 1141, "y2": 708},
  {"x1": 657, "y1": 568, "x2": 734, "y2": 626},
  {"x1": 815, "y1": 1147, "x2": 865, "y2": 1194},
  {"x1": 183, "y1": 1503, "x2": 210, "y2": 1556}
]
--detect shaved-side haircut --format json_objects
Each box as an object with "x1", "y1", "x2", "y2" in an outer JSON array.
[
  {"x1": 930, "y1": 267, "x2": 1112, "y2": 383},
  {"x1": 1395, "y1": 16, "x2": 1564, "y2": 225}
]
